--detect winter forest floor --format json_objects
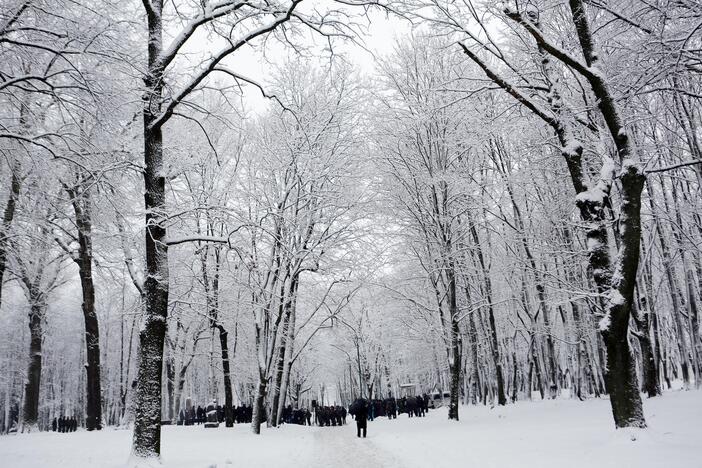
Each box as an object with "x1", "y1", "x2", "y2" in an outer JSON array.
[{"x1": 1, "y1": 390, "x2": 700, "y2": 468}]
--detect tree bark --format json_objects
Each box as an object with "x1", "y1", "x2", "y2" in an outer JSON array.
[
  {"x1": 600, "y1": 165, "x2": 646, "y2": 427},
  {"x1": 251, "y1": 379, "x2": 267, "y2": 434},
  {"x1": 68, "y1": 188, "x2": 102, "y2": 430},
  {"x1": 132, "y1": 0, "x2": 169, "y2": 456},
  {"x1": 447, "y1": 265, "x2": 461, "y2": 420},
  {"x1": 277, "y1": 296, "x2": 297, "y2": 423},
  {"x1": 217, "y1": 325, "x2": 234, "y2": 427},
  {"x1": 22, "y1": 300, "x2": 44, "y2": 432},
  {"x1": 0, "y1": 162, "x2": 20, "y2": 310},
  {"x1": 272, "y1": 272, "x2": 301, "y2": 425}
]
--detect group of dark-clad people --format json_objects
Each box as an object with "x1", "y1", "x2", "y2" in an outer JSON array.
[
  {"x1": 361, "y1": 394, "x2": 430, "y2": 420},
  {"x1": 347, "y1": 394, "x2": 432, "y2": 438},
  {"x1": 176, "y1": 393, "x2": 432, "y2": 439},
  {"x1": 280, "y1": 405, "x2": 313, "y2": 425},
  {"x1": 178, "y1": 404, "x2": 254, "y2": 425},
  {"x1": 51, "y1": 416, "x2": 78, "y2": 432},
  {"x1": 314, "y1": 405, "x2": 347, "y2": 426}
]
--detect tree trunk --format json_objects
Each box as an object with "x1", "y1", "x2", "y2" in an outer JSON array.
[
  {"x1": 270, "y1": 310, "x2": 291, "y2": 427},
  {"x1": 0, "y1": 162, "x2": 20, "y2": 310},
  {"x1": 132, "y1": 0, "x2": 169, "y2": 456},
  {"x1": 69, "y1": 190, "x2": 102, "y2": 431},
  {"x1": 637, "y1": 242, "x2": 661, "y2": 397},
  {"x1": 165, "y1": 346, "x2": 175, "y2": 421},
  {"x1": 601, "y1": 166, "x2": 647, "y2": 428},
  {"x1": 636, "y1": 310, "x2": 659, "y2": 398},
  {"x1": 447, "y1": 266, "x2": 461, "y2": 420},
  {"x1": 467, "y1": 308, "x2": 481, "y2": 405},
  {"x1": 217, "y1": 325, "x2": 234, "y2": 427},
  {"x1": 277, "y1": 293, "x2": 298, "y2": 423},
  {"x1": 22, "y1": 301, "x2": 44, "y2": 432},
  {"x1": 251, "y1": 379, "x2": 267, "y2": 434}
]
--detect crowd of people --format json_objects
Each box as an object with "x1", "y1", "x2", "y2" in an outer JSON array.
[
  {"x1": 280, "y1": 405, "x2": 312, "y2": 425},
  {"x1": 174, "y1": 393, "x2": 432, "y2": 436},
  {"x1": 348, "y1": 394, "x2": 432, "y2": 438},
  {"x1": 360, "y1": 394, "x2": 430, "y2": 420},
  {"x1": 398, "y1": 395, "x2": 430, "y2": 418},
  {"x1": 42, "y1": 393, "x2": 432, "y2": 436},
  {"x1": 177, "y1": 404, "x2": 253, "y2": 426},
  {"x1": 314, "y1": 405, "x2": 347, "y2": 426},
  {"x1": 51, "y1": 416, "x2": 78, "y2": 432}
]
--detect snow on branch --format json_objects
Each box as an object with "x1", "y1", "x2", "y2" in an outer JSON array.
[
  {"x1": 644, "y1": 159, "x2": 702, "y2": 174},
  {"x1": 458, "y1": 42, "x2": 559, "y2": 132},
  {"x1": 149, "y1": 0, "x2": 305, "y2": 131},
  {"x1": 155, "y1": 1, "x2": 250, "y2": 74},
  {"x1": 502, "y1": 7, "x2": 597, "y2": 82},
  {"x1": 165, "y1": 235, "x2": 231, "y2": 246}
]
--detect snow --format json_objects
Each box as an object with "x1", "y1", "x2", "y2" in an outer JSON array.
[
  {"x1": 608, "y1": 289, "x2": 625, "y2": 307},
  {"x1": 562, "y1": 140, "x2": 582, "y2": 157},
  {"x1": 600, "y1": 157, "x2": 616, "y2": 180},
  {"x1": 1, "y1": 391, "x2": 701, "y2": 468}
]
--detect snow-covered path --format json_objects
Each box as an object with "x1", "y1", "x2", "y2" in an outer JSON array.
[
  {"x1": 1, "y1": 390, "x2": 700, "y2": 468},
  {"x1": 311, "y1": 422, "x2": 404, "y2": 468}
]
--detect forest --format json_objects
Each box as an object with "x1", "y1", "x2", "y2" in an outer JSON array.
[{"x1": 0, "y1": 0, "x2": 700, "y2": 465}]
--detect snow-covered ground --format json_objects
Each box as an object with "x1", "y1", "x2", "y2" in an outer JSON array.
[{"x1": 1, "y1": 390, "x2": 700, "y2": 468}]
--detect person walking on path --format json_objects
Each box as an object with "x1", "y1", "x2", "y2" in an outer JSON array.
[{"x1": 355, "y1": 401, "x2": 368, "y2": 438}]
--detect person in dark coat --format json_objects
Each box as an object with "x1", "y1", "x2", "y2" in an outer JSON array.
[
  {"x1": 355, "y1": 401, "x2": 368, "y2": 438},
  {"x1": 58, "y1": 416, "x2": 65, "y2": 433},
  {"x1": 51, "y1": 418, "x2": 57, "y2": 432}
]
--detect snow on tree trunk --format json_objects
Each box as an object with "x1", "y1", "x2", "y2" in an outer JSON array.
[
  {"x1": 132, "y1": 0, "x2": 169, "y2": 457},
  {"x1": 599, "y1": 163, "x2": 647, "y2": 428},
  {"x1": 0, "y1": 161, "x2": 20, "y2": 310}
]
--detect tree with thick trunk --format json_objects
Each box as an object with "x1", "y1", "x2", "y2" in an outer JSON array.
[
  {"x1": 458, "y1": 0, "x2": 649, "y2": 427},
  {"x1": 132, "y1": 0, "x2": 305, "y2": 458},
  {"x1": 21, "y1": 299, "x2": 45, "y2": 432}
]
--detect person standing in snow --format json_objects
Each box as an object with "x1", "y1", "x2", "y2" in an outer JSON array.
[
  {"x1": 355, "y1": 401, "x2": 368, "y2": 438},
  {"x1": 51, "y1": 417, "x2": 57, "y2": 432}
]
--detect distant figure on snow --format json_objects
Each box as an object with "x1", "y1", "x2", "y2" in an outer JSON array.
[{"x1": 351, "y1": 399, "x2": 368, "y2": 438}]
